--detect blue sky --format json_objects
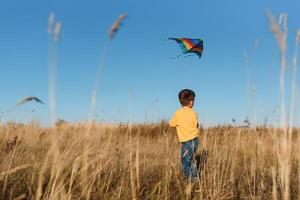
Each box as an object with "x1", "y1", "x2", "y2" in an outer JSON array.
[{"x1": 1, "y1": 0, "x2": 300, "y2": 126}]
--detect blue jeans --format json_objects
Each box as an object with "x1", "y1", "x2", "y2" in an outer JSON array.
[{"x1": 180, "y1": 137, "x2": 199, "y2": 179}]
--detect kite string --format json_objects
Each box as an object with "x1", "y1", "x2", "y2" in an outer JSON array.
[{"x1": 89, "y1": 40, "x2": 110, "y2": 122}]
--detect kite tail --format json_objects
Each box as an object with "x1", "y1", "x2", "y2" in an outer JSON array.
[
  {"x1": 89, "y1": 40, "x2": 110, "y2": 122},
  {"x1": 170, "y1": 52, "x2": 186, "y2": 60},
  {"x1": 176, "y1": 52, "x2": 188, "y2": 58}
]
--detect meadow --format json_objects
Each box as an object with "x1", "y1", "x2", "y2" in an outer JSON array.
[
  {"x1": 0, "y1": 9, "x2": 299, "y2": 200},
  {"x1": 0, "y1": 122, "x2": 299, "y2": 200}
]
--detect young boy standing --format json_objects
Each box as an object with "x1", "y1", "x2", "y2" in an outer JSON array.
[{"x1": 169, "y1": 89, "x2": 199, "y2": 180}]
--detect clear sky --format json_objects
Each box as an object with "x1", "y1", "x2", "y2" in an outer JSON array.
[{"x1": 1, "y1": 0, "x2": 300, "y2": 126}]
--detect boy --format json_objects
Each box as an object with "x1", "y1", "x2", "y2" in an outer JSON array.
[{"x1": 169, "y1": 89, "x2": 199, "y2": 180}]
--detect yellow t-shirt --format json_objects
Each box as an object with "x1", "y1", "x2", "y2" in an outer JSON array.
[{"x1": 169, "y1": 107, "x2": 199, "y2": 142}]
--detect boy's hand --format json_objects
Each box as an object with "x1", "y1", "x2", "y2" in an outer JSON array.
[{"x1": 169, "y1": 114, "x2": 178, "y2": 127}]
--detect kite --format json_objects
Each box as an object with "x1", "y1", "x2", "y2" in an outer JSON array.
[
  {"x1": 16, "y1": 96, "x2": 45, "y2": 106},
  {"x1": 169, "y1": 38, "x2": 204, "y2": 58},
  {"x1": 108, "y1": 14, "x2": 128, "y2": 39}
]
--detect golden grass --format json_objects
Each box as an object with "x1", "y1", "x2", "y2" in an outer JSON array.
[{"x1": 0, "y1": 122, "x2": 299, "y2": 200}]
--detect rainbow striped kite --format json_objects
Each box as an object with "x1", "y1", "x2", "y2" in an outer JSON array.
[{"x1": 169, "y1": 38, "x2": 204, "y2": 59}]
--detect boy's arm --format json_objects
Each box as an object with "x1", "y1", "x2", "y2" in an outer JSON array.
[
  {"x1": 196, "y1": 112, "x2": 199, "y2": 128},
  {"x1": 169, "y1": 113, "x2": 178, "y2": 127}
]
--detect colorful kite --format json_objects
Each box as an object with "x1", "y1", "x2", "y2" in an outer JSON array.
[{"x1": 169, "y1": 38, "x2": 204, "y2": 58}]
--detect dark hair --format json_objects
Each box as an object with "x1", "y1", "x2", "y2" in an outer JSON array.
[{"x1": 178, "y1": 89, "x2": 196, "y2": 106}]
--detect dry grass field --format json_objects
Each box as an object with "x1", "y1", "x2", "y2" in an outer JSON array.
[
  {"x1": 0, "y1": 122, "x2": 299, "y2": 200},
  {"x1": 0, "y1": 5, "x2": 299, "y2": 200}
]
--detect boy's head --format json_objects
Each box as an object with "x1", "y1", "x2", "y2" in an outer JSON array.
[{"x1": 178, "y1": 89, "x2": 196, "y2": 108}]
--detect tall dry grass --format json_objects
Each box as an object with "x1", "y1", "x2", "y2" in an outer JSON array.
[
  {"x1": 267, "y1": 11, "x2": 300, "y2": 200},
  {"x1": 47, "y1": 12, "x2": 63, "y2": 126},
  {"x1": 0, "y1": 9, "x2": 299, "y2": 200},
  {"x1": 0, "y1": 123, "x2": 300, "y2": 200}
]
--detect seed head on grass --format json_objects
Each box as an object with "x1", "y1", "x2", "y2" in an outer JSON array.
[
  {"x1": 108, "y1": 14, "x2": 128, "y2": 39},
  {"x1": 267, "y1": 11, "x2": 288, "y2": 56},
  {"x1": 16, "y1": 96, "x2": 44, "y2": 106},
  {"x1": 54, "y1": 21, "x2": 63, "y2": 43},
  {"x1": 47, "y1": 12, "x2": 56, "y2": 35}
]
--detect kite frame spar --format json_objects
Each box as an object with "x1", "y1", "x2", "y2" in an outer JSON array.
[{"x1": 169, "y1": 38, "x2": 204, "y2": 58}]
